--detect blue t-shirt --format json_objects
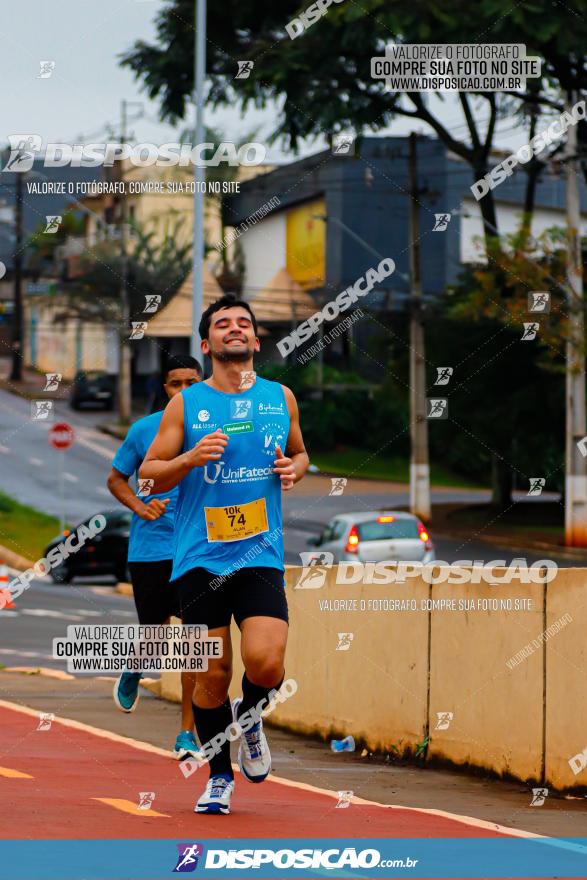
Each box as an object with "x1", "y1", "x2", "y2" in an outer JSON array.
[
  {"x1": 112, "y1": 411, "x2": 177, "y2": 563},
  {"x1": 171, "y1": 376, "x2": 289, "y2": 581}
]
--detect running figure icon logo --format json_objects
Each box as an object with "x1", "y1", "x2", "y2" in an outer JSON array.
[
  {"x1": 3, "y1": 134, "x2": 42, "y2": 172},
  {"x1": 36, "y1": 712, "x2": 54, "y2": 731},
  {"x1": 528, "y1": 292, "x2": 550, "y2": 313},
  {"x1": 138, "y1": 791, "x2": 155, "y2": 810},
  {"x1": 521, "y1": 322, "x2": 539, "y2": 341},
  {"x1": 43, "y1": 373, "x2": 62, "y2": 391},
  {"x1": 435, "y1": 711, "x2": 454, "y2": 731},
  {"x1": 432, "y1": 213, "x2": 451, "y2": 231},
  {"x1": 530, "y1": 788, "x2": 548, "y2": 806},
  {"x1": 231, "y1": 398, "x2": 252, "y2": 420},
  {"x1": 434, "y1": 367, "x2": 453, "y2": 386},
  {"x1": 426, "y1": 399, "x2": 448, "y2": 419},
  {"x1": 235, "y1": 60, "x2": 254, "y2": 79},
  {"x1": 527, "y1": 478, "x2": 545, "y2": 496},
  {"x1": 294, "y1": 552, "x2": 334, "y2": 589},
  {"x1": 173, "y1": 843, "x2": 204, "y2": 873}
]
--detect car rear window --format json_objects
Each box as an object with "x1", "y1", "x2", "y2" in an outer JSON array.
[{"x1": 356, "y1": 519, "x2": 420, "y2": 541}]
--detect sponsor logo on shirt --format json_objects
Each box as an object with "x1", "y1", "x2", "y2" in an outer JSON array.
[
  {"x1": 198, "y1": 409, "x2": 210, "y2": 421},
  {"x1": 223, "y1": 421, "x2": 254, "y2": 436},
  {"x1": 260, "y1": 421, "x2": 287, "y2": 456},
  {"x1": 258, "y1": 401, "x2": 284, "y2": 415},
  {"x1": 203, "y1": 460, "x2": 274, "y2": 484},
  {"x1": 192, "y1": 422, "x2": 218, "y2": 431},
  {"x1": 230, "y1": 399, "x2": 252, "y2": 420}
]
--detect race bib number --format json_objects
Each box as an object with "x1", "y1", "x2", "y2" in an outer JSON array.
[{"x1": 205, "y1": 498, "x2": 269, "y2": 543}]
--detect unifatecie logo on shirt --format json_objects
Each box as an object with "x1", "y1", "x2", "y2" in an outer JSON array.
[{"x1": 203, "y1": 460, "x2": 274, "y2": 485}]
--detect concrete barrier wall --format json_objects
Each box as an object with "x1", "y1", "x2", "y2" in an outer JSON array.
[{"x1": 160, "y1": 564, "x2": 587, "y2": 790}]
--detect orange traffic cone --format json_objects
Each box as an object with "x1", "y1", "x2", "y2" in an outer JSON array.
[{"x1": 0, "y1": 565, "x2": 15, "y2": 610}]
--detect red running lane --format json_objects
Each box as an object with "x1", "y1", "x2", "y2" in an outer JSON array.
[{"x1": 0, "y1": 701, "x2": 537, "y2": 850}]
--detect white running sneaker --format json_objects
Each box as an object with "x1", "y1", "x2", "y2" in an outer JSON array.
[
  {"x1": 194, "y1": 774, "x2": 235, "y2": 815},
  {"x1": 232, "y1": 697, "x2": 272, "y2": 783}
]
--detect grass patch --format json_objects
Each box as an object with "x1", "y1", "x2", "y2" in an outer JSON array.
[
  {"x1": 0, "y1": 491, "x2": 61, "y2": 561},
  {"x1": 310, "y1": 448, "x2": 485, "y2": 489},
  {"x1": 432, "y1": 502, "x2": 566, "y2": 544}
]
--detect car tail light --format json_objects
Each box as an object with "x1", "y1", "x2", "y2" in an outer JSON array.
[
  {"x1": 417, "y1": 521, "x2": 433, "y2": 551},
  {"x1": 345, "y1": 525, "x2": 360, "y2": 554}
]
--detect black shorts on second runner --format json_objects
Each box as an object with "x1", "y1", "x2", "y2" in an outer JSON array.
[
  {"x1": 128, "y1": 559, "x2": 180, "y2": 624},
  {"x1": 176, "y1": 566, "x2": 288, "y2": 629}
]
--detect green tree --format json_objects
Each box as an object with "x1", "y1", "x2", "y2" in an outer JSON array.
[{"x1": 120, "y1": 0, "x2": 583, "y2": 249}]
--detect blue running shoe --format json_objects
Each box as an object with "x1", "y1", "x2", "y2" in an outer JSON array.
[
  {"x1": 232, "y1": 697, "x2": 271, "y2": 783},
  {"x1": 195, "y1": 774, "x2": 235, "y2": 814},
  {"x1": 173, "y1": 730, "x2": 201, "y2": 760},
  {"x1": 113, "y1": 671, "x2": 141, "y2": 713}
]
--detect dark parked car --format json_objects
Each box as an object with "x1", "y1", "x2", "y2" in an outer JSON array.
[
  {"x1": 44, "y1": 510, "x2": 131, "y2": 584},
  {"x1": 70, "y1": 371, "x2": 116, "y2": 410}
]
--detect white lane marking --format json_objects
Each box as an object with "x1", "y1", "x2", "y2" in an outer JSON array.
[
  {"x1": 64, "y1": 473, "x2": 79, "y2": 483},
  {"x1": 0, "y1": 611, "x2": 18, "y2": 618},
  {"x1": 97, "y1": 487, "x2": 110, "y2": 496},
  {"x1": 0, "y1": 444, "x2": 9, "y2": 454},
  {"x1": 0, "y1": 649, "x2": 51, "y2": 659},
  {"x1": 20, "y1": 609, "x2": 84, "y2": 621},
  {"x1": 74, "y1": 429, "x2": 119, "y2": 462},
  {"x1": 28, "y1": 457, "x2": 43, "y2": 466}
]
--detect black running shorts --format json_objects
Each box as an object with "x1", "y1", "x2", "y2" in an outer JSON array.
[
  {"x1": 176, "y1": 566, "x2": 288, "y2": 629},
  {"x1": 128, "y1": 559, "x2": 180, "y2": 624}
]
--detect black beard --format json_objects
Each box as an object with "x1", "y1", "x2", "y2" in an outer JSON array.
[{"x1": 210, "y1": 345, "x2": 253, "y2": 363}]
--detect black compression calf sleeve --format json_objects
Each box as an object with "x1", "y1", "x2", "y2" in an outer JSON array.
[
  {"x1": 236, "y1": 672, "x2": 284, "y2": 722},
  {"x1": 192, "y1": 700, "x2": 234, "y2": 779}
]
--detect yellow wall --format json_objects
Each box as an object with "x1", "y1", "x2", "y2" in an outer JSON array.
[
  {"x1": 285, "y1": 199, "x2": 326, "y2": 289},
  {"x1": 160, "y1": 564, "x2": 586, "y2": 790}
]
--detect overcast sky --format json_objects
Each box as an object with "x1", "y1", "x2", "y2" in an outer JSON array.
[{"x1": 2, "y1": 0, "x2": 534, "y2": 163}]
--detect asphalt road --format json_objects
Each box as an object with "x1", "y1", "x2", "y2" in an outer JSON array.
[{"x1": 1, "y1": 386, "x2": 584, "y2": 572}]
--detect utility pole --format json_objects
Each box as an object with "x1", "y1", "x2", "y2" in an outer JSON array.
[
  {"x1": 564, "y1": 91, "x2": 587, "y2": 546},
  {"x1": 408, "y1": 133, "x2": 431, "y2": 522},
  {"x1": 118, "y1": 99, "x2": 132, "y2": 424},
  {"x1": 190, "y1": 0, "x2": 206, "y2": 365},
  {"x1": 9, "y1": 170, "x2": 23, "y2": 382}
]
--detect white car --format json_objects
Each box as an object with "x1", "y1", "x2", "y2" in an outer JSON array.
[{"x1": 307, "y1": 511, "x2": 435, "y2": 563}]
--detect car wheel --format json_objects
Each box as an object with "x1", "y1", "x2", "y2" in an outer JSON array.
[{"x1": 51, "y1": 564, "x2": 71, "y2": 584}]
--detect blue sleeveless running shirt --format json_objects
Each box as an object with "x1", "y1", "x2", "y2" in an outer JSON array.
[{"x1": 170, "y1": 376, "x2": 290, "y2": 581}]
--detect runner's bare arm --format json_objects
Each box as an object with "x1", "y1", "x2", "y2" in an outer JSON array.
[
  {"x1": 274, "y1": 385, "x2": 309, "y2": 491},
  {"x1": 139, "y1": 393, "x2": 229, "y2": 492},
  {"x1": 106, "y1": 467, "x2": 170, "y2": 521}
]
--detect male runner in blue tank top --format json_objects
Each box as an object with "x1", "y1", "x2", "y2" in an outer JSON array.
[
  {"x1": 140, "y1": 295, "x2": 309, "y2": 814},
  {"x1": 107, "y1": 355, "x2": 202, "y2": 760}
]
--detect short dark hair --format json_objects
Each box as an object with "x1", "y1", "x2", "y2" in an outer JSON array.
[
  {"x1": 198, "y1": 294, "x2": 258, "y2": 340},
  {"x1": 163, "y1": 354, "x2": 202, "y2": 382}
]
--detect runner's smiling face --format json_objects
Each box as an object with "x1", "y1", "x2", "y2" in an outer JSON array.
[
  {"x1": 163, "y1": 368, "x2": 201, "y2": 400},
  {"x1": 202, "y1": 306, "x2": 260, "y2": 363}
]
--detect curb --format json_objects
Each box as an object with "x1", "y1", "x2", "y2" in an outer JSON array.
[
  {"x1": 432, "y1": 530, "x2": 587, "y2": 562},
  {"x1": 0, "y1": 545, "x2": 35, "y2": 571},
  {"x1": 97, "y1": 424, "x2": 129, "y2": 442}
]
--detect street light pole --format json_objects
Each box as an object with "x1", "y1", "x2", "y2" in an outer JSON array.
[
  {"x1": 408, "y1": 133, "x2": 431, "y2": 523},
  {"x1": 190, "y1": 0, "x2": 206, "y2": 365},
  {"x1": 118, "y1": 99, "x2": 132, "y2": 424},
  {"x1": 9, "y1": 170, "x2": 24, "y2": 382},
  {"x1": 564, "y1": 91, "x2": 587, "y2": 546}
]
